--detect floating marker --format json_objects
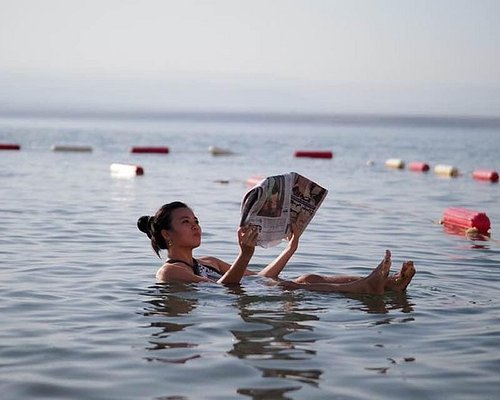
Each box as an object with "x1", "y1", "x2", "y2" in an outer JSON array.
[
  {"x1": 209, "y1": 145, "x2": 233, "y2": 156},
  {"x1": 441, "y1": 207, "x2": 491, "y2": 235},
  {"x1": 294, "y1": 150, "x2": 333, "y2": 159},
  {"x1": 246, "y1": 176, "x2": 264, "y2": 187},
  {"x1": 472, "y1": 169, "x2": 499, "y2": 183},
  {"x1": 385, "y1": 158, "x2": 405, "y2": 169},
  {"x1": 131, "y1": 146, "x2": 169, "y2": 154},
  {"x1": 52, "y1": 145, "x2": 93, "y2": 152},
  {"x1": 0, "y1": 143, "x2": 21, "y2": 150},
  {"x1": 110, "y1": 163, "x2": 144, "y2": 177},
  {"x1": 434, "y1": 164, "x2": 459, "y2": 177},
  {"x1": 408, "y1": 161, "x2": 430, "y2": 172}
]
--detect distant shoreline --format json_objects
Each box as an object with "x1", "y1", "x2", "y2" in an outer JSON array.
[{"x1": 1, "y1": 108, "x2": 500, "y2": 129}]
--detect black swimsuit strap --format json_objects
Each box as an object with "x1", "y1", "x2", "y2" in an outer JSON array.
[{"x1": 167, "y1": 258, "x2": 221, "y2": 276}]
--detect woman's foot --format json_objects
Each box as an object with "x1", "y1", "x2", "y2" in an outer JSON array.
[
  {"x1": 385, "y1": 261, "x2": 416, "y2": 292},
  {"x1": 361, "y1": 249, "x2": 392, "y2": 295}
]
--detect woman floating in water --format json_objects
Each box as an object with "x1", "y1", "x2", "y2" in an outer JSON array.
[{"x1": 137, "y1": 202, "x2": 415, "y2": 295}]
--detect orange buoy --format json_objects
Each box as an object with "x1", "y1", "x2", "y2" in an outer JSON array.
[
  {"x1": 408, "y1": 161, "x2": 430, "y2": 172},
  {"x1": 385, "y1": 158, "x2": 405, "y2": 169},
  {"x1": 294, "y1": 150, "x2": 333, "y2": 159},
  {"x1": 110, "y1": 163, "x2": 144, "y2": 176},
  {"x1": 246, "y1": 176, "x2": 264, "y2": 187},
  {"x1": 131, "y1": 146, "x2": 169, "y2": 154},
  {"x1": 442, "y1": 207, "x2": 491, "y2": 235},
  {"x1": 472, "y1": 170, "x2": 499, "y2": 183},
  {"x1": 0, "y1": 143, "x2": 21, "y2": 150}
]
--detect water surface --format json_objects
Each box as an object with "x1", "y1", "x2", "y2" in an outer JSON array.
[{"x1": 1, "y1": 116, "x2": 499, "y2": 399}]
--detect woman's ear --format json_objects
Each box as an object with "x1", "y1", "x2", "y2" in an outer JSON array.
[{"x1": 161, "y1": 229, "x2": 170, "y2": 242}]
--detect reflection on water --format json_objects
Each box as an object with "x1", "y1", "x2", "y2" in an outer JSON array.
[
  {"x1": 141, "y1": 284, "x2": 201, "y2": 364},
  {"x1": 139, "y1": 282, "x2": 421, "y2": 398},
  {"x1": 140, "y1": 284, "x2": 323, "y2": 399},
  {"x1": 142, "y1": 283, "x2": 199, "y2": 317},
  {"x1": 346, "y1": 291, "x2": 415, "y2": 315},
  {"x1": 141, "y1": 283, "x2": 326, "y2": 397},
  {"x1": 237, "y1": 386, "x2": 301, "y2": 400},
  {"x1": 227, "y1": 285, "x2": 323, "y2": 391},
  {"x1": 441, "y1": 223, "x2": 491, "y2": 247}
]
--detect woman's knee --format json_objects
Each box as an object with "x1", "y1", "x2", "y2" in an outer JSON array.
[{"x1": 294, "y1": 273, "x2": 324, "y2": 284}]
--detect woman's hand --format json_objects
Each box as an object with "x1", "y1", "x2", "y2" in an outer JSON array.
[
  {"x1": 218, "y1": 225, "x2": 258, "y2": 285},
  {"x1": 237, "y1": 225, "x2": 258, "y2": 256},
  {"x1": 287, "y1": 221, "x2": 302, "y2": 252}
]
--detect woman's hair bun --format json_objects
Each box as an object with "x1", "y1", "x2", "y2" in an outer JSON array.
[{"x1": 137, "y1": 215, "x2": 153, "y2": 237}]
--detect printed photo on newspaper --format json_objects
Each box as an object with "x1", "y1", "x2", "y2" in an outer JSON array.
[{"x1": 240, "y1": 172, "x2": 328, "y2": 247}]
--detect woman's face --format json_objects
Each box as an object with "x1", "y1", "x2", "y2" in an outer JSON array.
[{"x1": 164, "y1": 207, "x2": 202, "y2": 249}]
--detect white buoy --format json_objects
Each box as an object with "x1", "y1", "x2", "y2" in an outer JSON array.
[
  {"x1": 434, "y1": 164, "x2": 459, "y2": 177},
  {"x1": 52, "y1": 145, "x2": 93, "y2": 152},
  {"x1": 209, "y1": 145, "x2": 233, "y2": 156},
  {"x1": 110, "y1": 163, "x2": 144, "y2": 177},
  {"x1": 385, "y1": 158, "x2": 405, "y2": 169}
]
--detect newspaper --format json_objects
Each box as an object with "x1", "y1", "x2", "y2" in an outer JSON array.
[{"x1": 240, "y1": 172, "x2": 328, "y2": 247}]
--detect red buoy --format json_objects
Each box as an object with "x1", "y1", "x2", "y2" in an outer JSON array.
[
  {"x1": 472, "y1": 170, "x2": 499, "y2": 183},
  {"x1": 131, "y1": 146, "x2": 169, "y2": 154},
  {"x1": 294, "y1": 150, "x2": 333, "y2": 159},
  {"x1": 0, "y1": 143, "x2": 21, "y2": 150},
  {"x1": 442, "y1": 207, "x2": 491, "y2": 235},
  {"x1": 409, "y1": 162, "x2": 430, "y2": 172}
]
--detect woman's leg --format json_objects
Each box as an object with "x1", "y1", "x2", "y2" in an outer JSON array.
[
  {"x1": 281, "y1": 250, "x2": 392, "y2": 295},
  {"x1": 296, "y1": 260, "x2": 416, "y2": 292}
]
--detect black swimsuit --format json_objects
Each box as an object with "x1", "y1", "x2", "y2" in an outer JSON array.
[{"x1": 167, "y1": 258, "x2": 222, "y2": 281}]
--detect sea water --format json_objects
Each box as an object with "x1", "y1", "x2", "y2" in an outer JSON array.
[{"x1": 0, "y1": 115, "x2": 499, "y2": 399}]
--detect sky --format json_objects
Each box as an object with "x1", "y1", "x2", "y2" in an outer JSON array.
[{"x1": 1, "y1": 0, "x2": 499, "y2": 116}]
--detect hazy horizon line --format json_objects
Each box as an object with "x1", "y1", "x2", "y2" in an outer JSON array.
[{"x1": 1, "y1": 107, "x2": 500, "y2": 129}]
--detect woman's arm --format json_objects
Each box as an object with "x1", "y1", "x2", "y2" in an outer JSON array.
[
  {"x1": 217, "y1": 225, "x2": 258, "y2": 284},
  {"x1": 257, "y1": 224, "x2": 301, "y2": 279}
]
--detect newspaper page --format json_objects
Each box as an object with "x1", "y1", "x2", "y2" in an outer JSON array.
[{"x1": 240, "y1": 172, "x2": 328, "y2": 247}]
